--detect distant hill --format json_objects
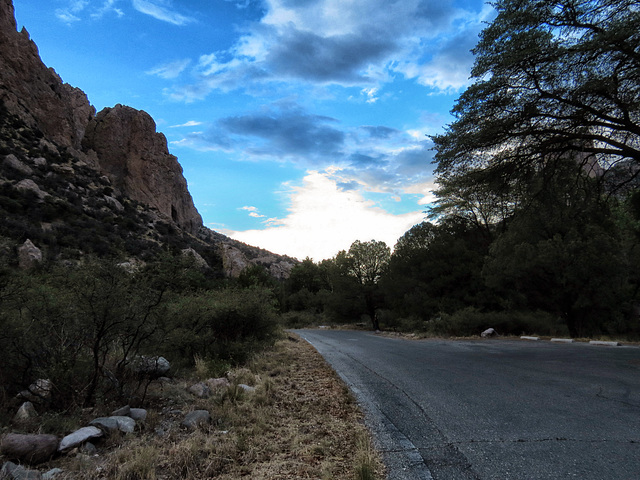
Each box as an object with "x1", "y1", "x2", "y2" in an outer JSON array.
[{"x1": 0, "y1": 0, "x2": 295, "y2": 277}]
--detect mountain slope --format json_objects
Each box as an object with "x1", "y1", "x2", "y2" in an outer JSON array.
[{"x1": 0, "y1": 0, "x2": 295, "y2": 277}]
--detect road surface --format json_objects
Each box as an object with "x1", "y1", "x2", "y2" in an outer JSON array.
[{"x1": 296, "y1": 329, "x2": 640, "y2": 480}]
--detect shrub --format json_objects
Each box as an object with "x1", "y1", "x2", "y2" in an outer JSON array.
[
  {"x1": 426, "y1": 308, "x2": 569, "y2": 337},
  {"x1": 163, "y1": 287, "x2": 280, "y2": 366}
]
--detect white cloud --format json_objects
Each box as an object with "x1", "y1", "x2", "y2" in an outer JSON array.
[
  {"x1": 229, "y1": 170, "x2": 424, "y2": 261},
  {"x1": 92, "y1": 0, "x2": 124, "y2": 19},
  {"x1": 56, "y1": 0, "x2": 124, "y2": 22},
  {"x1": 166, "y1": 0, "x2": 489, "y2": 100},
  {"x1": 404, "y1": 180, "x2": 438, "y2": 205},
  {"x1": 132, "y1": 0, "x2": 194, "y2": 25},
  {"x1": 146, "y1": 59, "x2": 191, "y2": 79},
  {"x1": 169, "y1": 120, "x2": 203, "y2": 128},
  {"x1": 242, "y1": 206, "x2": 266, "y2": 218},
  {"x1": 56, "y1": 11, "x2": 82, "y2": 23},
  {"x1": 56, "y1": 0, "x2": 88, "y2": 23}
]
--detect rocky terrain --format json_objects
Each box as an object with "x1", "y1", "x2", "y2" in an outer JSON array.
[{"x1": 0, "y1": 0, "x2": 295, "y2": 278}]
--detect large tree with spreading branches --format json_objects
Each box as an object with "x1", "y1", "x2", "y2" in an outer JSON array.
[{"x1": 432, "y1": 0, "x2": 640, "y2": 202}]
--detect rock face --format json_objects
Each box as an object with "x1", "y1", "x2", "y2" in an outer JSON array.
[
  {"x1": 17, "y1": 239, "x2": 42, "y2": 270},
  {"x1": 221, "y1": 244, "x2": 295, "y2": 280},
  {"x1": 0, "y1": 0, "x2": 94, "y2": 149},
  {"x1": 0, "y1": 0, "x2": 202, "y2": 235},
  {"x1": 82, "y1": 105, "x2": 202, "y2": 234}
]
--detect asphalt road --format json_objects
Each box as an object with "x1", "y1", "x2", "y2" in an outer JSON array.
[{"x1": 295, "y1": 329, "x2": 640, "y2": 480}]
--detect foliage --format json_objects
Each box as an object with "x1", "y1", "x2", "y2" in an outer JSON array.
[
  {"x1": 426, "y1": 308, "x2": 568, "y2": 338},
  {"x1": 417, "y1": 0, "x2": 640, "y2": 338},
  {"x1": 433, "y1": 0, "x2": 640, "y2": 190},
  {"x1": 162, "y1": 287, "x2": 280, "y2": 367},
  {"x1": 0, "y1": 255, "x2": 279, "y2": 413},
  {"x1": 382, "y1": 221, "x2": 494, "y2": 323}
]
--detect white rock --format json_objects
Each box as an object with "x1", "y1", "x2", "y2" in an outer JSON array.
[
  {"x1": 481, "y1": 328, "x2": 497, "y2": 338},
  {"x1": 238, "y1": 384, "x2": 256, "y2": 393},
  {"x1": 89, "y1": 416, "x2": 135, "y2": 434},
  {"x1": 18, "y1": 240, "x2": 43, "y2": 270},
  {"x1": 58, "y1": 427, "x2": 103, "y2": 452}
]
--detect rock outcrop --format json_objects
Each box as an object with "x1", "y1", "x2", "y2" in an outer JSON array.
[
  {"x1": 0, "y1": 0, "x2": 202, "y2": 235},
  {"x1": 0, "y1": 0, "x2": 296, "y2": 275},
  {"x1": 82, "y1": 105, "x2": 202, "y2": 234},
  {"x1": 0, "y1": 0, "x2": 94, "y2": 149}
]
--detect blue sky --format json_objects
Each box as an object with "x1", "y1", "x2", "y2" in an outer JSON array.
[{"x1": 14, "y1": 0, "x2": 492, "y2": 260}]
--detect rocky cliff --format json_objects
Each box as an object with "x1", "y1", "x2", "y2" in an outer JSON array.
[
  {"x1": 0, "y1": 0, "x2": 201, "y2": 234},
  {"x1": 0, "y1": 0, "x2": 295, "y2": 278},
  {"x1": 82, "y1": 105, "x2": 202, "y2": 234},
  {"x1": 0, "y1": 0, "x2": 94, "y2": 150}
]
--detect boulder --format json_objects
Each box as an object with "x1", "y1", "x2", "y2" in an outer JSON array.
[
  {"x1": 79, "y1": 442, "x2": 97, "y2": 455},
  {"x1": 13, "y1": 402, "x2": 38, "y2": 422},
  {"x1": 181, "y1": 248, "x2": 209, "y2": 269},
  {"x1": 0, "y1": 434, "x2": 58, "y2": 465},
  {"x1": 238, "y1": 384, "x2": 256, "y2": 394},
  {"x1": 0, "y1": 461, "x2": 42, "y2": 480},
  {"x1": 129, "y1": 408, "x2": 147, "y2": 422},
  {"x1": 103, "y1": 195, "x2": 124, "y2": 212},
  {"x1": 4, "y1": 154, "x2": 32, "y2": 175},
  {"x1": 41, "y1": 469, "x2": 63, "y2": 480},
  {"x1": 15, "y1": 179, "x2": 48, "y2": 200},
  {"x1": 181, "y1": 410, "x2": 211, "y2": 431},
  {"x1": 58, "y1": 426, "x2": 103, "y2": 452},
  {"x1": 481, "y1": 328, "x2": 498, "y2": 338},
  {"x1": 187, "y1": 382, "x2": 211, "y2": 398},
  {"x1": 89, "y1": 416, "x2": 135, "y2": 434},
  {"x1": 17, "y1": 240, "x2": 42, "y2": 270},
  {"x1": 205, "y1": 377, "x2": 230, "y2": 391},
  {"x1": 110, "y1": 405, "x2": 131, "y2": 417},
  {"x1": 28, "y1": 379, "x2": 52, "y2": 400},
  {"x1": 129, "y1": 356, "x2": 170, "y2": 377}
]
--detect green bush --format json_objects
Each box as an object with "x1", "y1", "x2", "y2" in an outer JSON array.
[
  {"x1": 426, "y1": 308, "x2": 569, "y2": 337},
  {"x1": 163, "y1": 287, "x2": 280, "y2": 366}
]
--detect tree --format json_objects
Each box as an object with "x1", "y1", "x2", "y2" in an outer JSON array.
[
  {"x1": 342, "y1": 240, "x2": 391, "y2": 330},
  {"x1": 433, "y1": 0, "x2": 640, "y2": 193},
  {"x1": 382, "y1": 221, "x2": 493, "y2": 323}
]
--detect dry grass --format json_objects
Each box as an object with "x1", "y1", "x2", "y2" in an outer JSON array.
[{"x1": 42, "y1": 334, "x2": 385, "y2": 479}]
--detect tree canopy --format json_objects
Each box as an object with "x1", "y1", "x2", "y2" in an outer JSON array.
[{"x1": 432, "y1": 0, "x2": 640, "y2": 194}]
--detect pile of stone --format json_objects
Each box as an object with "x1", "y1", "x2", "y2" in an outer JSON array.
[
  {"x1": 0, "y1": 404, "x2": 149, "y2": 479},
  {"x1": 0, "y1": 381, "x2": 225, "y2": 479}
]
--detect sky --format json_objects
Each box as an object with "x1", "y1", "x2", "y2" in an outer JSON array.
[{"x1": 13, "y1": 0, "x2": 492, "y2": 261}]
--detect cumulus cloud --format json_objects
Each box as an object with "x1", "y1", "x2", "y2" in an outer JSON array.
[
  {"x1": 146, "y1": 59, "x2": 191, "y2": 79},
  {"x1": 265, "y1": 27, "x2": 395, "y2": 83},
  {"x1": 164, "y1": 0, "x2": 488, "y2": 99},
  {"x1": 132, "y1": 0, "x2": 194, "y2": 25},
  {"x1": 242, "y1": 206, "x2": 266, "y2": 218},
  {"x1": 229, "y1": 170, "x2": 425, "y2": 260}
]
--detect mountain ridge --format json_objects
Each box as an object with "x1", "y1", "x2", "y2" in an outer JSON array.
[{"x1": 0, "y1": 0, "x2": 296, "y2": 278}]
